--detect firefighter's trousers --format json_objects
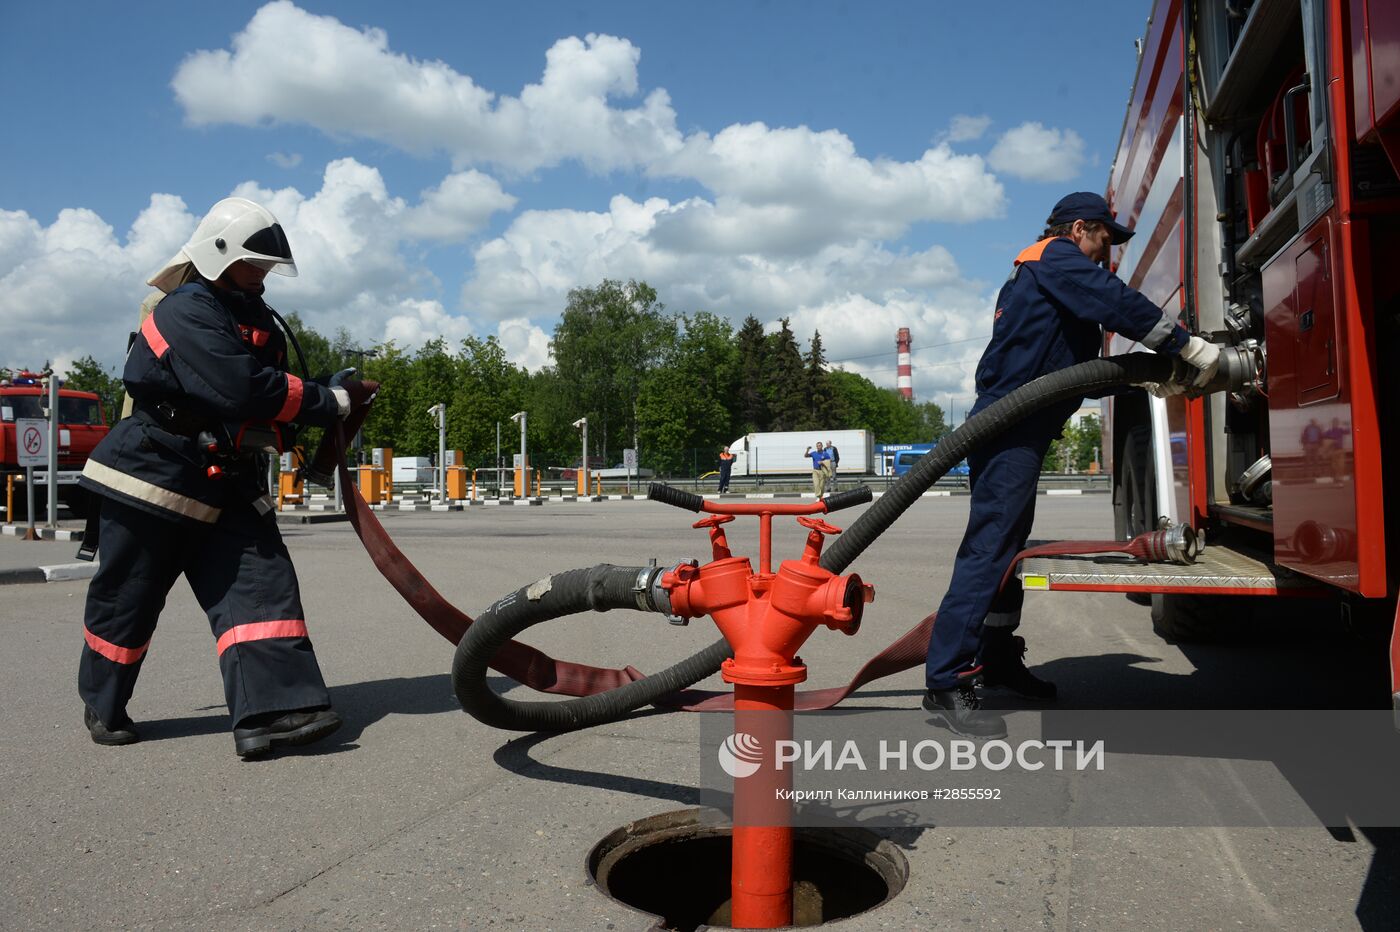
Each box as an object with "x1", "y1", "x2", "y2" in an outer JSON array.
[
  {"x1": 79, "y1": 495, "x2": 331, "y2": 729},
  {"x1": 924, "y1": 421, "x2": 1061, "y2": 691}
]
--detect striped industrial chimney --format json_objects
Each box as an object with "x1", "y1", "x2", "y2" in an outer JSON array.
[{"x1": 896, "y1": 327, "x2": 913, "y2": 400}]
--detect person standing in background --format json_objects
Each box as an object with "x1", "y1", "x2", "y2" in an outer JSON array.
[
  {"x1": 804, "y1": 442, "x2": 827, "y2": 497},
  {"x1": 717, "y1": 445, "x2": 734, "y2": 493}
]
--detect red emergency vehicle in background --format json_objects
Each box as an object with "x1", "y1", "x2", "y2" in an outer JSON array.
[
  {"x1": 1020, "y1": 0, "x2": 1400, "y2": 708},
  {"x1": 0, "y1": 370, "x2": 108, "y2": 518}
]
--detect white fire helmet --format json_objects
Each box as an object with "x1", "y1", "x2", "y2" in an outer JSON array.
[{"x1": 147, "y1": 196, "x2": 297, "y2": 293}]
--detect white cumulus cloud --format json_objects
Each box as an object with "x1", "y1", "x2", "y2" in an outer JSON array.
[
  {"x1": 172, "y1": 2, "x2": 682, "y2": 174},
  {"x1": 945, "y1": 114, "x2": 992, "y2": 143},
  {"x1": 460, "y1": 193, "x2": 996, "y2": 401},
  {"x1": 987, "y1": 122, "x2": 1086, "y2": 183},
  {"x1": 0, "y1": 161, "x2": 518, "y2": 375},
  {"x1": 172, "y1": 4, "x2": 1005, "y2": 252}
]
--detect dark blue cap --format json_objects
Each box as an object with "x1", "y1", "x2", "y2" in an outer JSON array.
[{"x1": 1048, "y1": 192, "x2": 1135, "y2": 245}]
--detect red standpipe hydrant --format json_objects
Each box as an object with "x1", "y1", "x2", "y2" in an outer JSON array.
[{"x1": 651, "y1": 486, "x2": 875, "y2": 929}]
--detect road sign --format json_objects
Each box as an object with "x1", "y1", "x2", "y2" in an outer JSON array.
[
  {"x1": 622, "y1": 448, "x2": 637, "y2": 470},
  {"x1": 16, "y1": 418, "x2": 47, "y2": 467}
]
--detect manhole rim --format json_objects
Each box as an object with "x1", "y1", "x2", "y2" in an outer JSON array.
[{"x1": 585, "y1": 806, "x2": 909, "y2": 930}]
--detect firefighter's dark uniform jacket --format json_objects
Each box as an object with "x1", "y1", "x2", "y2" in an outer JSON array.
[
  {"x1": 78, "y1": 279, "x2": 341, "y2": 732},
  {"x1": 79, "y1": 280, "x2": 341, "y2": 522},
  {"x1": 974, "y1": 235, "x2": 1188, "y2": 405},
  {"x1": 925, "y1": 236, "x2": 1191, "y2": 692}
]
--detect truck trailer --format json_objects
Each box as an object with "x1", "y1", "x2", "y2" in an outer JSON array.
[
  {"x1": 1018, "y1": 0, "x2": 1400, "y2": 708},
  {"x1": 726, "y1": 430, "x2": 875, "y2": 477}
]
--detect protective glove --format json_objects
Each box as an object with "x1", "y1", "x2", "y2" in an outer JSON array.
[
  {"x1": 327, "y1": 368, "x2": 357, "y2": 417},
  {"x1": 300, "y1": 379, "x2": 380, "y2": 487},
  {"x1": 1179, "y1": 335, "x2": 1221, "y2": 388}
]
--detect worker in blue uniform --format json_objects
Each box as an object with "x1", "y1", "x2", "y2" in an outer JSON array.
[
  {"x1": 923, "y1": 192, "x2": 1221, "y2": 739},
  {"x1": 77, "y1": 197, "x2": 377, "y2": 758}
]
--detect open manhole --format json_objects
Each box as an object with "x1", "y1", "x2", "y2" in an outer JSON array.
[{"x1": 587, "y1": 808, "x2": 908, "y2": 930}]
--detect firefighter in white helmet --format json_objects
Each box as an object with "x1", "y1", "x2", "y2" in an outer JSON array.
[{"x1": 78, "y1": 196, "x2": 376, "y2": 758}]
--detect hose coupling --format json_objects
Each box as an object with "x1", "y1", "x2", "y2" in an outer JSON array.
[
  {"x1": 1192, "y1": 338, "x2": 1265, "y2": 397},
  {"x1": 636, "y1": 559, "x2": 694, "y2": 624},
  {"x1": 1143, "y1": 523, "x2": 1201, "y2": 564}
]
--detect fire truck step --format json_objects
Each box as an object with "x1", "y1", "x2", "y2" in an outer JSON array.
[{"x1": 1019, "y1": 542, "x2": 1314, "y2": 596}]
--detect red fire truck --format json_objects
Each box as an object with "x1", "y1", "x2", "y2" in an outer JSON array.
[
  {"x1": 1019, "y1": 0, "x2": 1400, "y2": 708},
  {"x1": 0, "y1": 371, "x2": 109, "y2": 518}
]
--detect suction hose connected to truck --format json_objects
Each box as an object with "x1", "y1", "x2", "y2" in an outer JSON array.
[{"x1": 449, "y1": 347, "x2": 1259, "y2": 733}]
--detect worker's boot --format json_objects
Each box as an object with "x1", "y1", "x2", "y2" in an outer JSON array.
[
  {"x1": 980, "y1": 629, "x2": 1057, "y2": 700},
  {"x1": 84, "y1": 706, "x2": 140, "y2": 746},
  {"x1": 922, "y1": 676, "x2": 1007, "y2": 740},
  {"x1": 234, "y1": 707, "x2": 342, "y2": 759}
]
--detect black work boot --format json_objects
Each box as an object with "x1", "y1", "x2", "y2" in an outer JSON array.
[
  {"x1": 922, "y1": 679, "x2": 1007, "y2": 740},
  {"x1": 980, "y1": 631, "x2": 1057, "y2": 700},
  {"x1": 234, "y1": 707, "x2": 342, "y2": 759},
  {"x1": 84, "y1": 707, "x2": 140, "y2": 746}
]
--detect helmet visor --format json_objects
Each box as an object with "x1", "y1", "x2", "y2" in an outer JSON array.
[{"x1": 241, "y1": 223, "x2": 297, "y2": 276}]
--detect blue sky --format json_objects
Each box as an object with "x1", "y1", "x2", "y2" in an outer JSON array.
[{"x1": 1, "y1": 1, "x2": 1154, "y2": 414}]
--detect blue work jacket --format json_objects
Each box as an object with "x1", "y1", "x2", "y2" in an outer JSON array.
[{"x1": 973, "y1": 236, "x2": 1187, "y2": 410}]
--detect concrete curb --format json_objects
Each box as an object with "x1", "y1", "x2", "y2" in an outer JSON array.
[
  {"x1": 277, "y1": 512, "x2": 351, "y2": 525},
  {"x1": 0, "y1": 561, "x2": 99, "y2": 585},
  {"x1": 1, "y1": 524, "x2": 85, "y2": 540},
  {"x1": 276, "y1": 486, "x2": 1107, "y2": 512}
]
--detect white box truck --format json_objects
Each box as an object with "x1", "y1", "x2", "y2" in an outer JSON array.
[{"x1": 726, "y1": 430, "x2": 874, "y2": 477}]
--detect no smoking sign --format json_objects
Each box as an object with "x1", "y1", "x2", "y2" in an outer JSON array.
[{"x1": 15, "y1": 417, "x2": 48, "y2": 467}]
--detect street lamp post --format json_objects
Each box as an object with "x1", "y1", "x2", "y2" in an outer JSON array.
[
  {"x1": 572, "y1": 417, "x2": 588, "y2": 497},
  {"x1": 428, "y1": 403, "x2": 447, "y2": 500}
]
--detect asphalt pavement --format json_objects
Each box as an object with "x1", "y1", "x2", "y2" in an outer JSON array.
[{"x1": 0, "y1": 497, "x2": 1394, "y2": 930}]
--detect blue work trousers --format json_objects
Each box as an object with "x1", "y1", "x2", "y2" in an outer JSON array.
[{"x1": 924, "y1": 425, "x2": 1059, "y2": 691}]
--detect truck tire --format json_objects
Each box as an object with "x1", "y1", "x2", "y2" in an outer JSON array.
[
  {"x1": 1150, "y1": 592, "x2": 1252, "y2": 643},
  {"x1": 1115, "y1": 425, "x2": 1156, "y2": 606},
  {"x1": 1115, "y1": 425, "x2": 1155, "y2": 540}
]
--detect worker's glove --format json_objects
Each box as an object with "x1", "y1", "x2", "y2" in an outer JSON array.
[
  {"x1": 1178, "y1": 335, "x2": 1222, "y2": 389},
  {"x1": 327, "y1": 368, "x2": 357, "y2": 417},
  {"x1": 1138, "y1": 381, "x2": 1185, "y2": 399}
]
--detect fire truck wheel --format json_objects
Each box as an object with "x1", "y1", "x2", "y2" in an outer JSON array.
[{"x1": 1150, "y1": 593, "x2": 1251, "y2": 643}]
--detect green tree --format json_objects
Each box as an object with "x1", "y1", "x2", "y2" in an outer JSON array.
[
  {"x1": 913, "y1": 400, "x2": 949, "y2": 441},
  {"x1": 1044, "y1": 414, "x2": 1102, "y2": 472},
  {"x1": 763, "y1": 318, "x2": 807, "y2": 430},
  {"x1": 826, "y1": 370, "x2": 922, "y2": 441},
  {"x1": 449, "y1": 336, "x2": 530, "y2": 470},
  {"x1": 279, "y1": 312, "x2": 341, "y2": 381},
  {"x1": 802, "y1": 330, "x2": 834, "y2": 430},
  {"x1": 550, "y1": 280, "x2": 676, "y2": 462},
  {"x1": 638, "y1": 312, "x2": 738, "y2": 475},
  {"x1": 400, "y1": 339, "x2": 461, "y2": 461},
  {"x1": 733, "y1": 315, "x2": 769, "y2": 432},
  {"x1": 359, "y1": 343, "x2": 414, "y2": 456},
  {"x1": 62, "y1": 355, "x2": 123, "y2": 424},
  {"x1": 523, "y1": 367, "x2": 582, "y2": 470}
]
